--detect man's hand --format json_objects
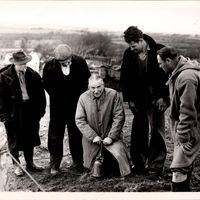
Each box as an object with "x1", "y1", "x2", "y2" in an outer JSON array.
[
  {"x1": 128, "y1": 101, "x2": 138, "y2": 114},
  {"x1": 103, "y1": 137, "x2": 113, "y2": 146},
  {"x1": 181, "y1": 142, "x2": 193, "y2": 151},
  {"x1": 0, "y1": 114, "x2": 9, "y2": 123},
  {"x1": 92, "y1": 136, "x2": 102, "y2": 144},
  {"x1": 156, "y1": 98, "x2": 167, "y2": 113},
  {"x1": 180, "y1": 137, "x2": 195, "y2": 152}
]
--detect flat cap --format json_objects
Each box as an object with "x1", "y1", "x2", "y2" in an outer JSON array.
[{"x1": 54, "y1": 44, "x2": 72, "y2": 61}]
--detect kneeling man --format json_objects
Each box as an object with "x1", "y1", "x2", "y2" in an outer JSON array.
[{"x1": 75, "y1": 73, "x2": 131, "y2": 178}]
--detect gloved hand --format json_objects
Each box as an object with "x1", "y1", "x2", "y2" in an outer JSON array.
[
  {"x1": 156, "y1": 98, "x2": 168, "y2": 113},
  {"x1": 93, "y1": 136, "x2": 102, "y2": 144},
  {"x1": 102, "y1": 137, "x2": 113, "y2": 146}
]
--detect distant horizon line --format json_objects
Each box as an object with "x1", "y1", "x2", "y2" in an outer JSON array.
[{"x1": 0, "y1": 25, "x2": 199, "y2": 36}]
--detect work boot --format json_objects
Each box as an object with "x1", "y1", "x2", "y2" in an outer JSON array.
[
  {"x1": 50, "y1": 168, "x2": 60, "y2": 175},
  {"x1": 171, "y1": 179, "x2": 190, "y2": 192}
]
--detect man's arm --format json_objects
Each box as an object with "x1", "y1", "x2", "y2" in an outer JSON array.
[
  {"x1": 176, "y1": 79, "x2": 197, "y2": 148},
  {"x1": 75, "y1": 96, "x2": 99, "y2": 141},
  {"x1": 42, "y1": 62, "x2": 53, "y2": 95},
  {"x1": 107, "y1": 92, "x2": 125, "y2": 141},
  {"x1": 0, "y1": 75, "x2": 9, "y2": 123},
  {"x1": 120, "y1": 50, "x2": 131, "y2": 102},
  {"x1": 35, "y1": 72, "x2": 46, "y2": 118}
]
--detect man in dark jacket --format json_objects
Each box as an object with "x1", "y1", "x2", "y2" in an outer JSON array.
[
  {"x1": 0, "y1": 50, "x2": 46, "y2": 176},
  {"x1": 43, "y1": 44, "x2": 90, "y2": 175},
  {"x1": 120, "y1": 26, "x2": 169, "y2": 177}
]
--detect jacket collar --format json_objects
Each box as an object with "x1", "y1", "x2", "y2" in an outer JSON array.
[
  {"x1": 2, "y1": 64, "x2": 23, "y2": 100},
  {"x1": 2, "y1": 65, "x2": 18, "y2": 83}
]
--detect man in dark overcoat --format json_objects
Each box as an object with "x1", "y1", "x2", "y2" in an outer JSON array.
[
  {"x1": 43, "y1": 44, "x2": 90, "y2": 175},
  {"x1": 120, "y1": 26, "x2": 169, "y2": 178},
  {"x1": 0, "y1": 50, "x2": 46, "y2": 176}
]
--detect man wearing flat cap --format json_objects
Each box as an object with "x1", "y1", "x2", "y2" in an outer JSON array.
[
  {"x1": 43, "y1": 44, "x2": 90, "y2": 175},
  {"x1": 0, "y1": 50, "x2": 46, "y2": 176}
]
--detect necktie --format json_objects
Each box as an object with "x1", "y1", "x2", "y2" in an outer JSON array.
[
  {"x1": 18, "y1": 71, "x2": 29, "y2": 100},
  {"x1": 18, "y1": 71, "x2": 25, "y2": 85}
]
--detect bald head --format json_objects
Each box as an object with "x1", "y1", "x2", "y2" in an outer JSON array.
[
  {"x1": 88, "y1": 73, "x2": 103, "y2": 85},
  {"x1": 88, "y1": 73, "x2": 104, "y2": 98}
]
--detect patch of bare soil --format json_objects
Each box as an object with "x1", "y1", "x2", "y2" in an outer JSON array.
[{"x1": 1, "y1": 103, "x2": 200, "y2": 192}]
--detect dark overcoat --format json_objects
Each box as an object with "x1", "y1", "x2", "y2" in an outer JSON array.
[
  {"x1": 42, "y1": 55, "x2": 90, "y2": 121},
  {"x1": 0, "y1": 65, "x2": 46, "y2": 151},
  {"x1": 120, "y1": 34, "x2": 169, "y2": 109}
]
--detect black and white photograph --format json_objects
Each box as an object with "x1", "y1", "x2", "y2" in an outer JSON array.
[{"x1": 0, "y1": 1, "x2": 200, "y2": 199}]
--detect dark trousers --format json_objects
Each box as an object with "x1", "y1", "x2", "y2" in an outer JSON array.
[
  {"x1": 7, "y1": 101, "x2": 39, "y2": 167},
  {"x1": 130, "y1": 107, "x2": 167, "y2": 172},
  {"x1": 48, "y1": 118, "x2": 83, "y2": 169},
  {"x1": 102, "y1": 148, "x2": 120, "y2": 177},
  {"x1": 10, "y1": 146, "x2": 34, "y2": 166}
]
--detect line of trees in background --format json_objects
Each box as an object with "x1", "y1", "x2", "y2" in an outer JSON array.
[
  {"x1": 0, "y1": 31, "x2": 126, "y2": 65},
  {"x1": 1, "y1": 30, "x2": 200, "y2": 64},
  {"x1": 1, "y1": 30, "x2": 200, "y2": 91}
]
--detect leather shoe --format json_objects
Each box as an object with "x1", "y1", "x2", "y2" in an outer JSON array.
[
  {"x1": 26, "y1": 163, "x2": 44, "y2": 172},
  {"x1": 147, "y1": 169, "x2": 162, "y2": 181},
  {"x1": 68, "y1": 163, "x2": 86, "y2": 173},
  {"x1": 14, "y1": 166, "x2": 24, "y2": 176},
  {"x1": 50, "y1": 168, "x2": 59, "y2": 175},
  {"x1": 131, "y1": 165, "x2": 147, "y2": 175},
  {"x1": 66, "y1": 164, "x2": 87, "y2": 175}
]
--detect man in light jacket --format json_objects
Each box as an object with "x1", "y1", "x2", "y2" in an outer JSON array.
[
  {"x1": 75, "y1": 73, "x2": 131, "y2": 178},
  {"x1": 157, "y1": 46, "x2": 200, "y2": 191}
]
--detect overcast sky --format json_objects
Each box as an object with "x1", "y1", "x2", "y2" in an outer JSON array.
[{"x1": 0, "y1": 1, "x2": 200, "y2": 34}]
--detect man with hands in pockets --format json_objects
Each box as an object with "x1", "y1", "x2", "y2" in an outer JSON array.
[{"x1": 157, "y1": 46, "x2": 200, "y2": 191}]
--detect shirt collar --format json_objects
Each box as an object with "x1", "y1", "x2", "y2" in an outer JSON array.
[{"x1": 15, "y1": 66, "x2": 27, "y2": 73}]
